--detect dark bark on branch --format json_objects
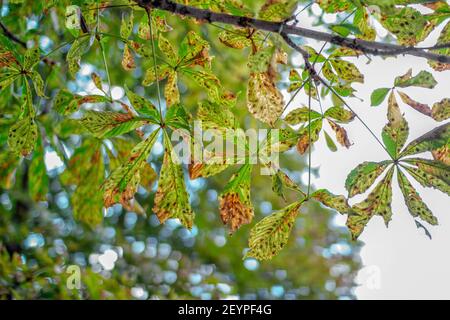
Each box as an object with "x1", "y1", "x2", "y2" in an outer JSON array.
[
  {"x1": 135, "y1": 0, "x2": 450, "y2": 64},
  {"x1": 0, "y1": 20, "x2": 27, "y2": 48}
]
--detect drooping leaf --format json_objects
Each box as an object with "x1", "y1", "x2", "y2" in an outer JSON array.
[
  {"x1": 382, "y1": 92, "x2": 409, "y2": 158},
  {"x1": 53, "y1": 90, "x2": 108, "y2": 115},
  {"x1": 67, "y1": 36, "x2": 91, "y2": 78},
  {"x1": 271, "y1": 168, "x2": 305, "y2": 201},
  {"x1": 219, "y1": 164, "x2": 254, "y2": 233},
  {"x1": 370, "y1": 88, "x2": 391, "y2": 107},
  {"x1": 345, "y1": 161, "x2": 391, "y2": 197},
  {"x1": 400, "y1": 122, "x2": 449, "y2": 157},
  {"x1": 121, "y1": 44, "x2": 136, "y2": 71},
  {"x1": 347, "y1": 168, "x2": 395, "y2": 240},
  {"x1": 311, "y1": 189, "x2": 350, "y2": 214},
  {"x1": 104, "y1": 129, "x2": 160, "y2": 208},
  {"x1": 120, "y1": 10, "x2": 134, "y2": 39},
  {"x1": 324, "y1": 130, "x2": 338, "y2": 152},
  {"x1": 164, "y1": 70, "x2": 180, "y2": 107},
  {"x1": 247, "y1": 72, "x2": 284, "y2": 127},
  {"x1": 328, "y1": 119, "x2": 351, "y2": 148},
  {"x1": 397, "y1": 91, "x2": 432, "y2": 116},
  {"x1": 246, "y1": 201, "x2": 303, "y2": 261},
  {"x1": 29, "y1": 71, "x2": 45, "y2": 97},
  {"x1": 296, "y1": 119, "x2": 323, "y2": 155},
  {"x1": 153, "y1": 132, "x2": 194, "y2": 229},
  {"x1": 394, "y1": 69, "x2": 437, "y2": 89},
  {"x1": 397, "y1": 169, "x2": 438, "y2": 225}
]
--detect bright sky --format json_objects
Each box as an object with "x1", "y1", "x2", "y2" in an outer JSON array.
[{"x1": 291, "y1": 5, "x2": 450, "y2": 300}]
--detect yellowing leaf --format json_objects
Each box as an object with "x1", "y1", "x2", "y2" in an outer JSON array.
[
  {"x1": 311, "y1": 189, "x2": 350, "y2": 214},
  {"x1": 246, "y1": 201, "x2": 303, "y2": 261},
  {"x1": 120, "y1": 10, "x2": 134, "y2": 39},
  {"x1": 121, "y1": 44, "x2": 136, "y2": 71},
  {"x1": 142, "y1": 64, "x2": 170, "y2": 86},
  {"x1": 397, "y1": 169, "x2": 438, "y2": 225},
  {"x1": 324, "y1": 106, "x2": 355, "y2": 123},
  {"x1": 330, "y1": 59, "x2": 364, "y2": 83},
  {"x1": 347, "y1": 168, "x2": 394, "y2": 240},
  {"x1": 432, "y1": 98, "x2": 450, "y2": 122},
  {"x1": 400, "y1": 123, "x2": 449, "y2": 157},
  {"x1": 259, "y1": 0, "x2": 298, "y2": 22},
  {"x1": 394, "y1": 69, "x2": 437, "y2": 89},
  {"x1": 164, "y1": 70, "x2": 180, "y2": 107},
  {"x1": 296, "y1": 119, "x2": 323, "y2": 155},
  {"x1": 80, "y1": 111, "x2": 147, "y2": 139},
  {"x1": 153, "y1": 132, "x2": 194, "y2": 229},
  {"x1": 29, "y1": 137, "x2": 48, "y2": 201},
  {"x1": 397, "y1": 91, "x2": 432, "y2": 117},
  {"x1": 382, "y1": 92, "x2": 409, "y2": 158},
  {"x1": 8, "y1": 117, "x2": 38, "y2": 157},
  {"x1": 284, "y1": 107, "x2": 321, "y2": 126},
  {"x1": 345, "y1": 161, "x2": 391, "y2": 197},
  {"x1": 428, "y1": 21, "x2": 450, "y2": 71},
  {"x1": 219, "y1": 164, "x2": 254, "y2": 233},
  {"x1": 23, "y1": 47, "x2": 40, "y2": 70},
  {"x1": 247, "y1": 72, "x2": 284, "y2": 126},
  {"x1": 104, "y1": 129, "x2": 160, "y2": 208},
  {"x1": 328, "y1": 119, "x2": 351, "y2": 148},
  {"x1": 124, "y1": 85, "x2": 159, "y2": 121},
  {"x1": 158, "y1": 34, "x2": 177, "y2": 64}
]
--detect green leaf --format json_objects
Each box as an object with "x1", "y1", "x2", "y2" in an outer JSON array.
[
  {"x1": 370, "y1": 88, "x2": 391, "y2": 107},
  {"x1": 405, "y1": 158, "x2": 450, "y2": 185},
  {"x1": 53, "y1": 91, "x2": 108, "y2": 115},
  {"x1": 246, "y1": 201, "x2": 303, "y2": 261},
  {"x1": 219, "y1": 164, "x2": 254, "y2": 233},
  {"x1": 428, "y1": 20, "x2": 450, "y2": 71},
  {"x1": 158, "y1": 34, "x2": 178, "y2": 64},
  {"x1": 271, "y1": 168, "x2": 305, "y2": 201},
  {"x1": 403, "y1": 164, "x2": 450, "y2": 196},
  {"x1": 345, "y1": 161, "x2": 391, "y2": 197},
  {"x1": 284, "y1": 107, "x2": 322, "y2": 125},
  {"x1": 80, "y1": 111, "x2": 147, "y2": 139},
  {"x1": 67, "y1": 36, "x2": 91, "y2": 78},
  {"x1": 380, "y1": 7, "x2": 434, "y2": 46},
  {"x1": 124, "y1": 85, "x2": 159, "y2": 121},
  {"x1": 120, "y1": 10, "x2": 134, "y2": 39},
  {"x1": 394, "y1": 69, "x2": 437, "y2": 89},
  {"x1": 382, "y1": 92, "x2": 409, "y2": 158},
  {"x1": 29, "y1": 71, "x2": 45, "y2": 97},
  {"x1": 247, "y1": 46, "x2": 275, "y2": 73},
  {"x1": 0, "y1": 152, "x2": 19, "y2": 189},
  {"x1": 165, "y1": 103, "x2": 191, "y2": 131},
  {"x1": 330, "y1": 59, "x2": 364, "y2": 83},
  {"x1": 317, "y1": 0, "x2": 355, "y2": 13},
  {"x1": 347, "y1": 168, "x2": 395, "y2": 240},
  {"x1": 154, "y1": 132, "x2": 194, "y2": 229},
  {"x1": 62, "y1": 138, "x2": 104, "y2": 226},
  {"x1": 185, "y1": 69, "x2": 222, "y2": 102},
  {"x1": 29, "y1": 137, "x2": 49, "y2": 201},
  {"x1": 397, "y1": 169, "x2": 438, "y2": 225},
  {"x1": 324, "y1": 106, "x2": 355, "y2": 123},
  {"x1": 247, "y1": 72, "x2": 284, "y2": 127},
  {"x1": 8, "y1": 116, "x2": 38, "y2": 157},
  {"x1": 23, "y1": 47, "x2": 40, "y2": 70},
  {"x1": 65, "y1": 5, "x2": 81, "y2": 30},
  {"x1": 258, "y1": 0, "x2": 298, "y2": 22},
  {"x1": 400, "y1": 122, "x2": 449, "y2": 157},
  {"x1": 218, "y1": 28, "x2": 254, "y2": 49},
  {"x1": 178, "y1": 31, "x2": 211, "y2": 67},
  {"x1": 197, "y1": 100, "x2": 236, "y2": 132},
  {"x1": 431, "y1": 98, "x2": 450, "y2": 122},
  {"x1": 324, "y1": 130, "x2": 338, "y2": 152},
  {"x1": 104, "y1": 129, "x2": 160, "y2": 208},
  {"x1": 311, "y1": 189, "x2": 350, "y2": 214},
  {"x1": 142, "y1": 64, "x2": 170, "y2": 86}
]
